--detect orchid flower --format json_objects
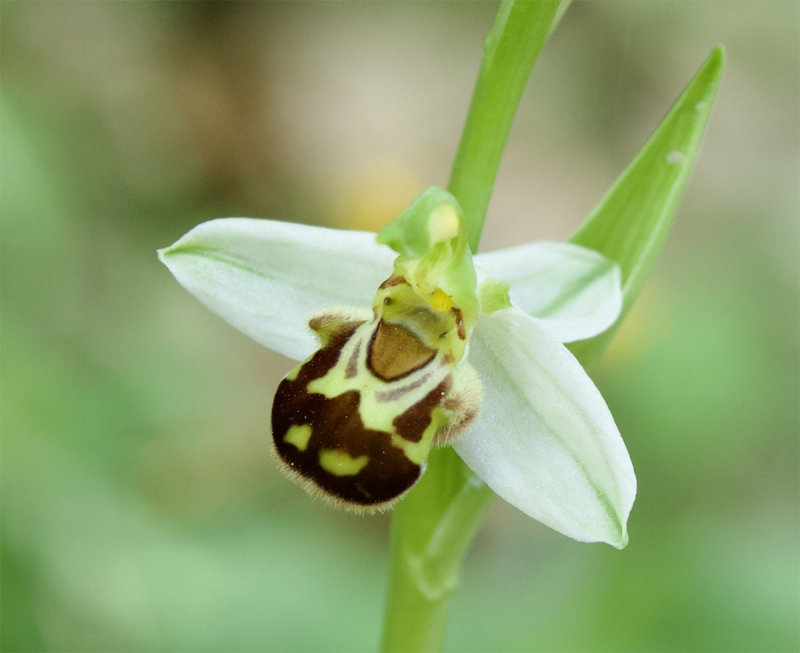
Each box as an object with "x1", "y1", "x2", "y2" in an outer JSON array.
[{"x1": 159, "y1": 186, "x2": 635, "y2": 548}]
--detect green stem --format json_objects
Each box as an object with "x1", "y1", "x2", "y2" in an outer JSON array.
[
  {"x1": 380, "y1": 449, "x2": 494, "y2": 652},
  {"x1": 449, "y1": 0, "x2": 565, "y2": 253},
  {"x1": 380, "y1": 3, "x2": 565, "y2": 651}
]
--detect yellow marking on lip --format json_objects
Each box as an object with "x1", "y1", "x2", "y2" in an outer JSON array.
[
  {"x1": 319, "y1": 448, "x2": 370, "y2": 476},
  {"x1": 284, "y1": 424, "x2": 313, "y2": 451},
  {"x1": 390, "y1": 430, "x2": 434, "y2": 466},
  {"x1": 285, "y1": 364, "x2": 301, "y2": 381}
]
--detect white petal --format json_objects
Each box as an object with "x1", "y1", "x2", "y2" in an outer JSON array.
[
  {"x1": 454, "y1": 306, "x2": 636, "y2": 547},
  {"x1": 158, "y1": 218, "x2": 394, "y2": 361},
  {"x1": 474, "y1": 242, "x2": 622, "y2": 343}
]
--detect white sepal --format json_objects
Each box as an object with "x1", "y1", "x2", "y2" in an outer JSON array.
[
  {"x1": 158, "y1": 217, "x2": 394, "y2": 361},
  {"x1": 453, "y1": 306, "x2": 636, "y2": 548},
  {"x1": 474, "y1": 241, "x2": 622, "y2": 343}
]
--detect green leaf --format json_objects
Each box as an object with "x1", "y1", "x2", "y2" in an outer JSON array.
[{"x1": 569, "y1": 45, "x2": 726, "y2": 366}]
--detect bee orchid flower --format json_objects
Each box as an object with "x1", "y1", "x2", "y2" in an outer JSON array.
[{"x1": 159, "y1": 187, "x2": 635, "y2": 548}]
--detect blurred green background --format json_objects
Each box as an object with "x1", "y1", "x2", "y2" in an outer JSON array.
[{"x1": 2, "y1": 2, "x2": 797, "y2": 651}]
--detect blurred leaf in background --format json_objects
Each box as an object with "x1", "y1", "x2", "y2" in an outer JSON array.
[{"x1": 1, "y1": 2, "x2": 797, "y2": 652}]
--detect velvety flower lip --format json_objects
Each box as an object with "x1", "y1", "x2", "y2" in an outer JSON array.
[{"x1": 159, "y1": 215, "x2": 635, "y2": 547}]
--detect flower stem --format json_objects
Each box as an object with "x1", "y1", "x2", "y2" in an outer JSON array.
[
  {"x1": 449, "y1": 0, "x2": 566, "y2": 253},
  {"x1": 380, "y1": 449, "x2": 494, "y2": 652},
  {"x1": 380, "y1": 2, "x2": 566, "y2": 651}
]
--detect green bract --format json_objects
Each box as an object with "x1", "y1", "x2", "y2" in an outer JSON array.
[{"x1": 159, "y1": 188, "x2": 634, "y2": 547}]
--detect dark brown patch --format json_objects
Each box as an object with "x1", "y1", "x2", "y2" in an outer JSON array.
[
  {"x1": 309, "y1": 314, "x2": 366, "y2": 347},
  {"x1": 378, "y1": 275, "x2": 408, "y2": 290},
  {"x1": 391, "y1": 378, "x2": 450, "y2": 443},
  {"x1": 367, "y1": 320, "x2": 435, "y2": 381},
  {"x1": 271, "y1": 326, "x2": 422, "y2": 506},
  {"x1": 307, "y1": 314, "x2": 327, "y2": 333},
  {"x1": 453, "y1": 308, "x2": 466, "y2": 340}
]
